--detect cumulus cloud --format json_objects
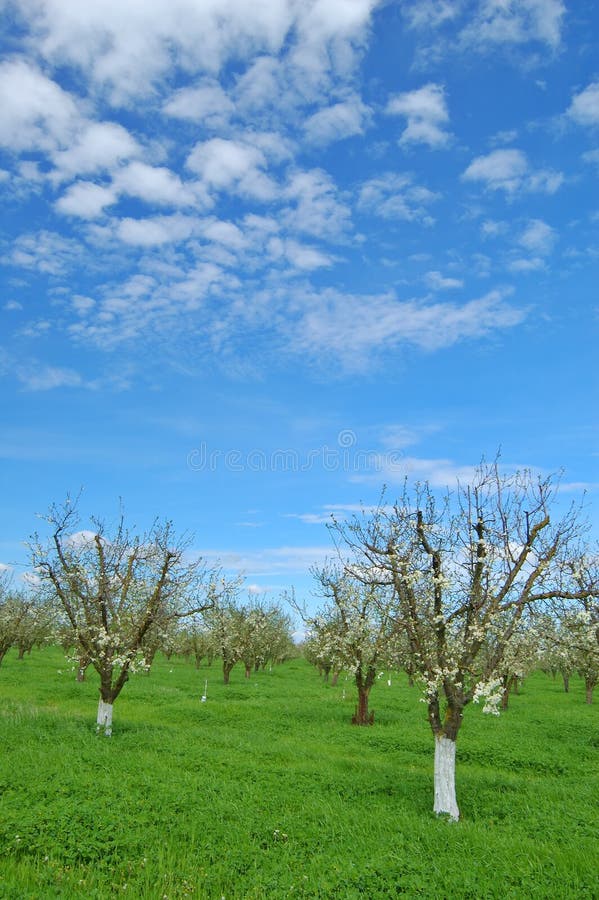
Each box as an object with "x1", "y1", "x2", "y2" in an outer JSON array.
[
  {"x1": 357, "y1": 172, "x2": 438, "y2": 222},
  {"x1": 517, "y1": 218, "x2": 556, "y2": 255},
  {"x1": 402, "y1": 0, "x2": 463, "y2": 30},
  {"x1": 3, "y1": 230, "x2": 83, "y2": 275},
  {"x1": 50, "y1": 122, "x2": 139, "y2": 181},
  {"x1": 386, "y1": 83, "x2": 451, "y2": 148},
  {"x1": 303, "y1": 95, "x2": 370, "y2": 146},
  {"x1": 186, "y1": 137, "x2": 277, "y2": 201},
  {"x1": 462, "y1": 148, "x2": 563, "y2": 195},
  {"x1": 0, "y1": 58, "x2": 80, "y2": 152},
  {"x1": 567, "y1": 82, "x2": 599, "y2": 128},
  {"x1": 506, "y1": 218, "x2": 556, "y2": 273},
  {"x1": 460, "y1": 0, "x2": 565, "y2": 50},
  {"x1": 425, "y1": 271, "x2": 463, "y2": 290},
  {"x1": 268, "y1": 238, "x2": 334, "y2": 271},
  {"x1": 55, "y1": 182, "x2": 117, "y2": 219},
  {"x1": 8, "y1": 0, "x2": 378, "y2": 103},
  {"x1": 113, "y1": 162, "x2": 195, "y2": 208},
  {"x1": 283, "y1": 169, "x2": 352, "y2": 239},
  {"x1": 287, "y1": 286, "x2": 525, "y2": 370},
  {"x1": 116, "y1": 215, "x2": 200, "y2": 247},
  {"x1": 163, "y1": 80, "x2": 235, "y2": 126}
]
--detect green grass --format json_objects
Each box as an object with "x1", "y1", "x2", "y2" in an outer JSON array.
[{"x1": 0, "y1": 648, "x2": 598, "y2": 899}]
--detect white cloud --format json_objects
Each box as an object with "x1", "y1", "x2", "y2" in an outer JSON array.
[
  {"x1": 582, "y1": 149, "x2": 599, "y2": 167},
  {"x1": 303, "y1": 96, "x2": 370, "y2": 146},
  {"x1": 567, "y1": 82, "x2": 599, "y2": 128},
  {"x1": 201, "y1": 219, "x2": 248, "y2": 251},
  {"x1": 116, "y1": 215, "x2": 199, "y2": 247},
  {"x1": 186, "y1": 137, "x2": 277, "y2": 201},
  {"x1": 462, "y1": 148, "x2": 563, "y2": 195},
  {"x1": 268, "y1": 238, "x2": 334, "y2": 270},
  {"x1": 163, "y1": 80, "x2": 235, "y2": 125},
  {"x1": 0, "y1": 58, "x2": 80, "y2": 152},
  {"x1": 357, "y1": 172, "x2": 438, "y2": 222},
  {"x1": 425, "y1": 271, "x2": 463, "y2": 290},
  {"x1": 234, "y1": 56, "x2": 284, "y2": 111},
  {"x1": 50, "y1": 121, "x2": 139, "y2": 181},
  {"x1": 16, "y1": 364, "x2": 84, "y2": 391},
  {"x1": 508, "y1": 257, "x2": 545, "y2": 273},
  {"x1": 386, "y1": 83, "x2": 451, "y2": 148},
  {"x1": 518, "y1": 218, "x2": 556, "y2": 255},
  {"x1": 402, "y1": 0, "x2": 463, "y2": 30},
  {"x1": 283, "y1": 169, "x2": 352, "y2": 239},
  {"x1": 56, "y1": 182, "x2": 117, "y2": 219},
  {"x1": 113, "y1": 162, "x2": 194, "y2": 208},
  {"x1": 3, "y1": 230, "x2": 83, "y2": 275},
  {"x1": 460, "y1": 0, "x2": 565, "y2": 51},
  {"x1": 481, "y1": 219, "x2": 508, "y2": 238},
  {"x1": 288, "y1": 286, "x2": 525, "y2": 370},
  {"x1": 11, "y1": 0, "x2": 378, "y2": 103},
  {"x1": 355, "y1": 454, "x2": 480, "y2": 488},
  {"x1": 196, "y1": 544, "x2": 332, "y2": 576}
]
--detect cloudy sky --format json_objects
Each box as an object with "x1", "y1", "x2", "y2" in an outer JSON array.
[{"x1": 1, "y1": 0, "x2": 597, "y2": 602}]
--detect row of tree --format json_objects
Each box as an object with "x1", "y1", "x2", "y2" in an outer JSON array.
[
  {"x1": 296, "y1": 463, "x2": 598, "y2": 820},
  {"x1": 0, "y1": 577, "x2": 54, "y2": 664},
  {"x1": 1, "y1": 463, "x2": 597, "y2": 822},
  {"x1": 0, "y1": 500, "x2": 297, "y2": 735}
]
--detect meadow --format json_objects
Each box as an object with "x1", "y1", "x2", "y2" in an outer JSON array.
[{"x1": 0, "y1": 648, "x2": 597, "y2": 899}]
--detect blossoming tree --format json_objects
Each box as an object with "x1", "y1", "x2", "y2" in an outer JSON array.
[
  {"x1": 0, "y1": 578, "x2": 33, "y2": 666},
  {"x1": 30, "y1": 498, "x2": 234, "y2": 734},
  {"x1": 329, "y1": 463, "x2": 596, "y2": 819},
  {"x1": 306, "y1": 567, "x2": 395, "y2": 725}
]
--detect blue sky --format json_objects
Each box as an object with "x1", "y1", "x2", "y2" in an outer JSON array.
[{"x1": 1, "y1": 0, "x2": 597, "y2": 607}]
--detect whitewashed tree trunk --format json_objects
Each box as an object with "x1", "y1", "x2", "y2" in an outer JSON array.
[
  {"x1": 433, "y1": 735, "x2": 459, "y2": 820},
  {"x1": 96, "y1": 698, "x2": 113, "y2": 736}
]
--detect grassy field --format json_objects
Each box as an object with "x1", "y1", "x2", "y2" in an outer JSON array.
[{"x1": 0, "y1": 648, "x2": 597, "y2": 899}]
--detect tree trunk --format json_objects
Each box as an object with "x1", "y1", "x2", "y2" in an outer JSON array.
[
  {"x1": 585, "y1": 678, "x2": 594, "y2": 705},
  {"x1": 18, "y1": 646, "x2": 25, "y2": 660},
  {"x1": 223, "y1": 661, "x2": 235, "y2": 684},
  {"x1": 96, "y1": 698, "x2": 113, "y2": 736},
  {"x1": 562, "y1": 673, "x2": 569, "y2": 693},
  {"x1": 244, "y1": 664, "x2": 251, "y2": 679},
  {"x1": 433, "y1": 735, "x2": 459, "y2": 820},
  {"x1": 76, "y1": 656, "x2": 89, "y2": 682},
  {"x1": 331, "y1": 671, "x2": 339, "y2": 687},
  {"x1": 501, "y1": 675, "x2": 510, "y2": 710},
  {"x1": 352, "y1": 686, "x2": 374, "y2": 725}
]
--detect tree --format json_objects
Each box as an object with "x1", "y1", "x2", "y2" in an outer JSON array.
[
  {"x1": 481, "y1": 617, "x2": 540, "y2": 709},
  {"x1": 181, "y1": 622, "x2": 214, "y2": 669},
  {"x1": 561, "y1": 608, "x2": 599, "y2": 704},
  {"x1": 536, "y1": 613, "x2": 575, "y2": 691},
  {"x1": 203, "y1": 602, "x2": 245, "y2": 684},
  {"x1": 307, "y1": 568, "x2": 395, "y2": 725},
  {"x1": 303, "y1": 620, "x2": 343, "y2": 684},
  {"x1": 30, "y1": 499, "x2": 234, "y2": 734},
  {"x1": 328, "y1": 463, "x2": 596, "y2": 819},
  {"x1": 237, "y1": 600, "x2": 294, "y2": 678},
  {"x1": 14, "y1": 596, "x2": 55, "y2": 659},
  {"x1": 0, "y1": 577, "x2": 32, "y2": 666}
]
